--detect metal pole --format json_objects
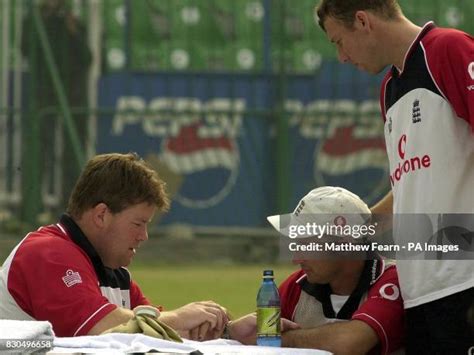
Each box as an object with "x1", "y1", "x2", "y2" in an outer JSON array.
[
  {"x1": 275, "y1": 0, "x2": 290, "y2": 213},
  {"x1": 31, "y1": 3, "x2": 85, "y2": 168},
  {"x1": 22, "y1": 0, "x2": 42, "y2": 225},
  {"x1": 12, "y1": 0, "x2": 23, "y2": 204},
  {"x1": 0, "y1": 0, "x2": 11, "y2": 203},
  {"x1": 124, "y1": 0, "x2": 131, "y2": 70},
  {"x1": 87, "y1": 0, "x2": 103, "y2": 157},
  {"x1": 263, "y1": 0, "x2": 272, "y2": 72}
]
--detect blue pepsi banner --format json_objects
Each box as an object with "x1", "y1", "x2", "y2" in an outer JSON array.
[{"x1": 97, "y1": 67, "x2": 389, "y2": 227}]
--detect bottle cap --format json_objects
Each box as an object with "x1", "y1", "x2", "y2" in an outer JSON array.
[
  {"x1": 263, "y1": 270, "x2": 274, "y2": 277},
  {"x1": 133, "y1": 305, "x2": 160, "y2": 318}
]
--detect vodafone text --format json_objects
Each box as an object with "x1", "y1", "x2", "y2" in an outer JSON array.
[
  {"x1": 389, "y1": 134, "x2": 431, "y2": 186},
  {"x1": 389, "y1": 155, "x2": 431, "y2": 186}
]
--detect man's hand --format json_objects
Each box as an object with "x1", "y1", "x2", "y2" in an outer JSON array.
[
  {"x1": 160, "y1": 301, "x2": 229, "y2": 340},
  {"x1": 228, "y1": 313, "x2": 300, "y2": 345}
]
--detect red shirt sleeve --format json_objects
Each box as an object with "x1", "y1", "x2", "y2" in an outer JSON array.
[
  {"x1": 8, "y1": 234, "x2": 116, "y2": 337},
  {"x1": 352, "y1": 266, "x2": 405, "y2": 355},
  {"x1": 423, "y1": 28, "x2": 474, "y2": 129},
  {"x1": 279, "y1": 270, "x2": 304, "y2": 320},
  {"x1": 130, "y1": 280, "x2": 151, "y2": 308}
]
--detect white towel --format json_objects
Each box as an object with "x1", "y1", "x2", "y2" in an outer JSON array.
[
  {"x1": 194, "y1": 340, "x2": 333, "y2": 355},
  {"x1": 0, "y1": 320, "x2": 54, "y2": 340},
  {"x1": 0, "y1": 320, "x2": 54, "y2": 353},
  {"x1": 53, "y1": 333, "x2": 331, "y2": 354},
  {"x1": 54, "y1": 333, "x2": 198, "y2": 353}
]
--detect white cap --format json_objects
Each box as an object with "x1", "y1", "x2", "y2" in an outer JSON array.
[{"x1": 267, "y1": 186, "x2": 371, "y2": 238}]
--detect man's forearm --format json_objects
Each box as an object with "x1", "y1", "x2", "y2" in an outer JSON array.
[
  {"x1": 282, "y1": 320, "x2": 378, "y2": 355},
  {"x1": 370, "y1": 191, "x2": 393, "y2": 214},
  {"x1": 87, "y1": 307, "x2": 134, "y2": 335},
  {"x1": 159, "y1": 311, "x2": 180, "y2": 329}
]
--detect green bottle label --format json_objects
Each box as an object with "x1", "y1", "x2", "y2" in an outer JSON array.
[{"x1": 257, "y1": 307, "x2": 281, "y2": 336}]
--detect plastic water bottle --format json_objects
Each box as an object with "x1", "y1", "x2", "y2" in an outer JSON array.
[{"x1": 256, "y1": 269, "x2": 281, "y2": 347}]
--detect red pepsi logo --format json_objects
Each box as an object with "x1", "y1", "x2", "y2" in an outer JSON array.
[{"x1": 162, "y1": 123, "x2": 240, "y2": 208}]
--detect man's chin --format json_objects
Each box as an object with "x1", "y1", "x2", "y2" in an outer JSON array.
[
  {"x1": 304, "y1": 273, "x2": 318, "y2": 284},
  {"x1": 107, "y1": 258, "x2": 132, "y2": 269},
  {"x1": 122, "y1": 257, "x2": 133, "y2": 268}
]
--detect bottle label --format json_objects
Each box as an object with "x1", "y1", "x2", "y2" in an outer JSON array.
[{"x1": 257, "y1": 307, "x2": 281, "y2": 336}]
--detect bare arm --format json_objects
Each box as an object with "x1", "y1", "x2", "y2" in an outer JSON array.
[
  {"x1": 87, "y1": 301, "x2": 228, "y2": 340},
  {"x1": 370, "y1": 191, "x2": 393, "y2": 214},
  {"x1": 87, "y1": 307, "x2": 134, "y2": 335},
  {"x1": 282, "y1": 320, "x2": 378, "y2": 355},
  {"x1": 159, "y1": 301, "x2": 229, "y2": 340}
]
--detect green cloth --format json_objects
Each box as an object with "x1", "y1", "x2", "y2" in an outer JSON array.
[{"x1": 102, "y1": 314, "x2": 183, "y2": 343}]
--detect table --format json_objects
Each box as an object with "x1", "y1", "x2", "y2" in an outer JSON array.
[{"x1": 50, "y1": 333, "x2": 332, "y2": 354}]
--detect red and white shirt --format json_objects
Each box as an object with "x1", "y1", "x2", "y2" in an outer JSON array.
[
  {"x1": 0, "y1": 214, "x2": 150, "y2": 337},
  {"x1": 280, "y1": 259, "x2": 404, "y2": 354},
  {"x1": 381, "y1": 22, "x2": 474, "y2": 308}
]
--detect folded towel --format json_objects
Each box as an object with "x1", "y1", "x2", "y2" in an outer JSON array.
[
  {"x1": 101, "y1": 307, "x2": 182, "y2": 343},
  {"x1": 0, "y1": 320, "x2": 54, "y2": 353},
  {"x1": 0, "y1": 319, "x2": 54, "y2": 339}
]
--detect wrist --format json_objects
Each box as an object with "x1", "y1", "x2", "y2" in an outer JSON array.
[
  {"x1": 159, "y1": 311, "x2": 179, "y2": 328},
  {"x1": 222, "y1": 321, "x2": 233, "y2": 339}
]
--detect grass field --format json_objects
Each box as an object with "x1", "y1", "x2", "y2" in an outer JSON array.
[{"x1": 129, "y1": 263, "x2": 297, "y2": 318}]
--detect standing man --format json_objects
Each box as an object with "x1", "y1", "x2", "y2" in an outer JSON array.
[
  {"x1": 315, "y1": 0, "x2": 474, "y2": 352},
  {"x1": 0, "y1": 153, "x2": 228, "y2": 339}
]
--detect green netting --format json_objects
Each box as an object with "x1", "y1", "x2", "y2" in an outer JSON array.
[
  {"x1": 399, "y1": 0, "x2": 473, "y2": 34},
  {"x1": 228, "y1": 42, "x2": 263, "y2": 71},
  {"x1": 210, "y1": 0, "x2": 263, "y2": 39},
  {"x1": 155, "y1": 42, "x2": 208, "y2": 71},
  {"x1": 103, "y1": 0, "x2": 125, "y2": 70},
  {"x1": 292, "y1": 42, "x2": 325, "y2": 73},
  {"x1": 270, "y1": 0, "x2": 334, "y2": 73},
  {"x1": 104, "y1": 0, "x2": 473, "y2": 72}
]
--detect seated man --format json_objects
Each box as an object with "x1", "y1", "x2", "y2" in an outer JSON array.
[
  {"x1": 0, "y1": 153, "x2": 228, "y2": 339},
  {"x1": 228, "y1": 187, "x2": 404, "y2": 354}
]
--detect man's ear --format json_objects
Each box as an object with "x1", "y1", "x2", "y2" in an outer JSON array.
[
  {"x1": 92, "y1": 203, "x2": 109, "y2": 228},
  {"x1": 354, "y1": 10, "x2": 371, "y2": 31}
]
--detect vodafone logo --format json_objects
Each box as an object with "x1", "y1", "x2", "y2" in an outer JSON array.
[
  {"x1": 334, "y1": 215, "x2": 347, "y2": 227},
  {"x1": 468, "y1": 62, "x2": 474, "y2": 80},
  {"x1": 389, "y1": 135, "x2": 431, "y2": 186},
  {"x1": 379, "y1": 283, "x2": 400, "y2": 301},
  {"x1": 398, "y1": 134, "x2": 406, "y2": 159}
]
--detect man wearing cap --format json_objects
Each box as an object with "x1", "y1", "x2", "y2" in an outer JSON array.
[{"x1": 228, "y1": 187, "x2": 404, "y2": 354}]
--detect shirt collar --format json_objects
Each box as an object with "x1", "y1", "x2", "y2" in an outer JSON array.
[
  {"x1": 395, "y1": 21, "x2": 436, "y2": 76},
  {"x1": 58, "y1": 213, "x2": 108, "y2": 281},
  {"x1": 298, "y1": 258, "x2": 382, "y2": 319}
]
